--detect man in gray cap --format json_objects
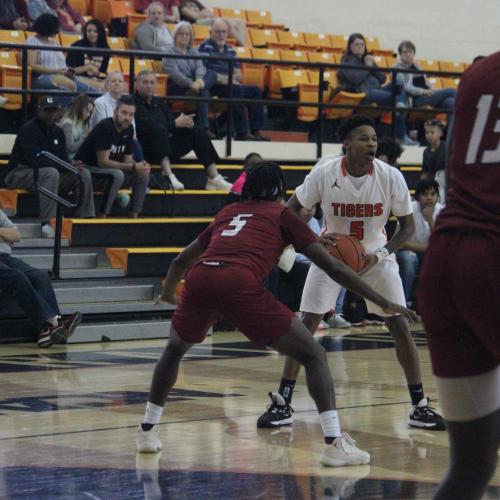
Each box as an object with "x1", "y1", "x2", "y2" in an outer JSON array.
[{"x1": 5, "y1": 97, "x2": 95, "y2": 237}]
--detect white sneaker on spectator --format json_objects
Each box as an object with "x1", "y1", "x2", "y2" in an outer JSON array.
[
  {"x1": 41, "y1": 223, "x2": 55, "y2": 239},
  {"x1": 167, "y1": 173, "x2": 184, "y2": 190},
  {"x1": 327, "y1": 314, "x2": 351, "y2": 329},
  {"x1": 205, "y1": 175, "x2": 232, "y2": 191}
]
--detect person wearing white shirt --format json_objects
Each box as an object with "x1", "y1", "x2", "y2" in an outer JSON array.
[{"x1": 397, "y1": 179, "x2": 443, "y2": 307}]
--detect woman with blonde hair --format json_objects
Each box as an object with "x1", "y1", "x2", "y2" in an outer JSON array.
[{"x1": 58, "y1": 93, "x2": 94, "y2": 159}]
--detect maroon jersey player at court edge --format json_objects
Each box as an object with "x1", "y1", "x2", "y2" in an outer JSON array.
[
  {"x1": 419, "y1": 51, "x2": 500, "y2": 500},
  {"x1": 135, "y1": 161, "x2": 417, "y2": 467}
]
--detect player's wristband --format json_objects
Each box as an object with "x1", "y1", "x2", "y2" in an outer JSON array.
[{"x1": 375, "y1": 246, "x2": 390, "y2": 263}]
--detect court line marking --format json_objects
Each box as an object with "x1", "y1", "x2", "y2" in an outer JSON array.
[{"x1": 0, "y1": 400, "x2": 413, "y2": 442}]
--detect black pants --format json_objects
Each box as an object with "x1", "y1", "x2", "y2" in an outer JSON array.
[
  {"x1": 0, "y1": 254, "x2": 59, "y2": 331},
  {"x1": 170, "y1": 126, "x2": 219, "y2": 168}
]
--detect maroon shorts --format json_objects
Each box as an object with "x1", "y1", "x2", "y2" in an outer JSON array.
[
  {"x1": 418, "y1": 231, "x2": 500, "y2": 378},
  {"x1": 172, "y1": 263, "x2": 295, "y2": 346}
]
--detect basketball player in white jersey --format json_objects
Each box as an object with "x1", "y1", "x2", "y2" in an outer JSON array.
[{"x1": 258, "y1": 115, "x2": 445, "y2": 432}]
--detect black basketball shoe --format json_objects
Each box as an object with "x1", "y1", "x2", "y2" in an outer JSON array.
[
  {"x1": 408, "y1": 398, "x2": 446, "y2": 431},
  {"x1": 257, "y1": 392, "x2": 294, "y2": 428}
]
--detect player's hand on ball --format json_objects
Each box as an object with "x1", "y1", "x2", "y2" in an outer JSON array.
[
  {"x1": 383, "y1": 303, "x2": 420, "y2": 322},
  {"x1": 358, "y1": 253, "x2": 377, "y2": 275},
  {"x1": 319, "y1": 234, "x2": 339, "y2": 249}
]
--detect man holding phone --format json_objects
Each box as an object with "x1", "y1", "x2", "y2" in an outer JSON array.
[{"x1": 133, "y1": 70, "x2": 231, "y2": 191}]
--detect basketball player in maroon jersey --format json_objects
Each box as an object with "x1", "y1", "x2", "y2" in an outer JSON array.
[
  {"x1": 136, "y1": 161, "x2": 416, "y2": 467},
  {"x1": 419, "y1": 52, "x2": 500, "y2": 499}
]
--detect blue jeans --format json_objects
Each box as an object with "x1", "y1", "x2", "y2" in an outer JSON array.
[
  {"x1": 364, "y1": 83, "x2": 407, "y2": 139},
  {"x1": 33, "y1": 74, "x2": 96, "y2": 107},
  {"x1": 335, "y1": 287, "x2": 346, "y2": 315},
  {"x1": 413, "y1": 88, "x2": 456, "y2": 109},
  {"x1": 168, "y1": 70, "x2": 218, "y2": 129},
  {"x1": 397, "y1": 250, "x2": 421, "y2": 304},
  {"x1": 210, "y1": 83, "x2": 265, "y2": 135},
  {"x1": 0, "y1": 253, "x2": 59, "y2": 331}
]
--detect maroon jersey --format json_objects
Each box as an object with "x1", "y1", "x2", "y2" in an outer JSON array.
[
  {"x1": 197, "y1": 200, "x2": 318, "y2": 280},
  {"x1": 435, "y1": 52, "x2": 500, "y2": 236}
]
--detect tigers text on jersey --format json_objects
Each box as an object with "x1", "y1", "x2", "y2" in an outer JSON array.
[
  {"x1": 295, "y1": 155, "x2": 412, "y2": 253},
  {"x1": 436, "y1": 51, "x2": 500, "y2": 236},
  {"x1": 196, "y1": 200, "x2": 318, "y2": 281}
]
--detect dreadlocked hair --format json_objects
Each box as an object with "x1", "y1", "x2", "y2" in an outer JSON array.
[{"x1": 241, "y1": 161, "x2": 286, "y2": 201}]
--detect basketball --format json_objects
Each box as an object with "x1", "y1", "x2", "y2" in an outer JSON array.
[{"x1": 325, "y1": 233, "x2": 367, "y2": 272}]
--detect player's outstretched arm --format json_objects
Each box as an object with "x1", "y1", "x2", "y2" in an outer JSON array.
[
  {"x1": 160, "y1": 240, "x2": 205, "y2": 304},
  {"x1": 303, "y1": 241, "x2": 418, "y2": 321}
]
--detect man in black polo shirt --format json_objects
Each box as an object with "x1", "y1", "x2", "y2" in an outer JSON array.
[
  {"x1": 199, "y1": 18, "x2": 269, "y2": 142},
  {"x1": 76, "y1": 95, "x2": 151, "y2": 218},
  {"x1": 5, "y1": 97, "x2": 95, "y2": 238},
  {"x1": 134, "y1": 70, "x2": 231, "y2": 191}
]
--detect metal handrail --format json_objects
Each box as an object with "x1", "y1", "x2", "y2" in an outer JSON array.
[{"x1": 35, "y1": 151, "x2": 84, "y2": 279}]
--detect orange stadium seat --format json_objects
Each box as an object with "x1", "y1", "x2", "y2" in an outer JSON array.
[
  {"x1": 438, "y1": 60, "x2": 465, "y2": 73},
  {"x1": 218, "y1": 8, "x2": 247, "y2": 21},
  {"x1": 278, "y1": 68, "x2": 309, "y2": 89},
  {"x1": 106, "y1": 57, "x2": 122, "y2": 73},
  {"x1": 193, "y1": 24, "x2": 210, "y2": 46},
  {"x1": 108, "y1": 36, "x2": 127, "y2": 52},
  {"x1": 71, "y1": 0, "x2": 89, "y2": 16},
  {"x1": 0, "y1": 30, "x2": 26, "y2": 45},
  {"x1": 0, "y1": 51, "x2": 18, "y2": 67},
  {"x1": 0, "y1": 64, "x2": 32, "y2": 110},
  {"x1": 307, "y1": 51, "x2": 336, "y2": 65},
  {"x1": 249, "y1": 28, "x2": 278, "y2": 47},
  {"x1": 109, "y1": 0, "x2": 134, "y2": 19},
  {"x1": 441, "y1": 77, "x2": 460, "y2": 89},
  {"x1": 127, "y1": 13, "x2": 146, "y2": 39},
  {"x1": 245, "y1": 10, "x2": 277, "y2": 28},
  {"x1": 330, "y1": 34, "x2": 348, "y2": 53},
  {"x1": 93, "y1": 0, "x2": 111, "y2": 24},
  {"x1": 59, "y1": 33, "x2": 81, "y2": 47},
  {"x1": 280, "y1": 50, "x2": 308, "y2": 65},
  {"x1": 417, "y1": 59, "x2": 440, "y2": 72},
  {"x1": 302, "y1": 33, "x2": 332, "y2": 51},
  {"x1": 273, "y1": 30, "x2": 305, "y2": 50}
]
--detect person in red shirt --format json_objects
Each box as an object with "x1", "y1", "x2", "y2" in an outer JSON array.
[
  {"x1": 135, "y1": 161, "x2": 417, "y2": 467},
  {"x1": 419, "y1": 51, "x2": 500, "y2": 500}
]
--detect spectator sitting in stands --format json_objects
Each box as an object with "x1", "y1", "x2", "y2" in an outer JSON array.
[
  {"x1": 134, "y1": 70, "x2": 231, "y2": 191},
  {"x1": 163, "y1": 22, "x2": 217, "y2": 136},
  {"x1": 338, "y1": 33, "x2": 416, "y2": 145},
  {"x1": 133, "y1": 2, "x2": 174, "y2": 53},
  {"x1": 28, "y1": 0, "x2": 57, "y2": 22},
  {"x1": 0, "y1": 0, "x2": 30, "y2": 30},
  {"x1": 75, "y1": 96, "x2": 151, "y2": 218},
  {"x1": 26, "y1": 14, "x2": 103, "y2": 104},
  {"x1": 397, "y1": 178, "x2": 443, "y2": 309},
  {"x1": 58, "y1": 94, "x2": 94, "y2": 160},
  {"x1": 199, "y1": 19, "x2": 269, "y2": 141},
  {"x1": 394, "y1": 40, "x2": 456, "y2": 111},
  {"x1": 179, "y1": 0, "x2": 246, "y2": 46},
  {"x1": 421, "y1": 119, "x2": 447, "y2": 201},
  {"x1": 47, "y1": 0, "x2": 84, "y2": 34},
  {"x1": 4, "y1": 96, "x2": 95, "y2": 238},
  {"x1": 92, "y1": 71, "x2": 145, "y2": 163},
  {"x1": 66, "y1": 19, "x2": 110, "y2": 81},
  {"x1": 135, "y1": 0, "x2": 180, "y2": 23},
  {"x1": 375, "y1": 136, "x2": 404, "y2": 167},
  {"x1": 0, "y1": 209, "x2": 82, "y2": 347}
]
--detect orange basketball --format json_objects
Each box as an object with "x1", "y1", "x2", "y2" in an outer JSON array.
[{"x1": 325, "y1": 233, "x2": 367, "y2": 272}]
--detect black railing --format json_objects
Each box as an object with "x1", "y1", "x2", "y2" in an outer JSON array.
[
  {"x1": 0, "y1": 41, "x2": 462, "y2": 158},
  {"x1": 35, "y1": 151, "x2": 84, "y2": 279}
]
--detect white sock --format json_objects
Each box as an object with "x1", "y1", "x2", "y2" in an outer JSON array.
[
  {"x1": 47, "y1": 316, "x2": 59, "y2": 327},
  {"x1": 319, "y1": 410, "x2": 342, "y2": 439},
  {"x1": 143, "y1": 401, "x2": 163, "y2": 425}
]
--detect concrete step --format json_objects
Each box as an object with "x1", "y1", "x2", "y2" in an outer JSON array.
[
  {"x1": 59, "y1": 300, "x2": 173, "y2": 315},
  {"x1": 68, "y1": 319, "x2": 172, "y2": 343},
  {"x1": 14, "y1": 238, "x2": 69, "y2": 249},
  {"x1": 59, "y1": 268, "x2": 125, "y2": 279},
  {"x1": 11, "y1": 252, "x2": 98, "y2": 269},
  {"x1": 54, "y1": 284, "x2": 156, "y2": 304},
  {"x1": 16, "y1": 222, "x2": 43, "y2": 238}
]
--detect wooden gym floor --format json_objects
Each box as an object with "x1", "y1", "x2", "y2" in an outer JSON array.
[{"x1": 0, "y1": 325, "x2": 498, "y2": 499}]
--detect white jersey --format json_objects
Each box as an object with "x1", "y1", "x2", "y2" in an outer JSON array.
[{"x1": 295, "y1": 155, "x2": 412, "y2": 253}]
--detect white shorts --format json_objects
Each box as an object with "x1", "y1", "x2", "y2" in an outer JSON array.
[{"x1": 300, "y1": 255, "x2": 406, "y2": 316}]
